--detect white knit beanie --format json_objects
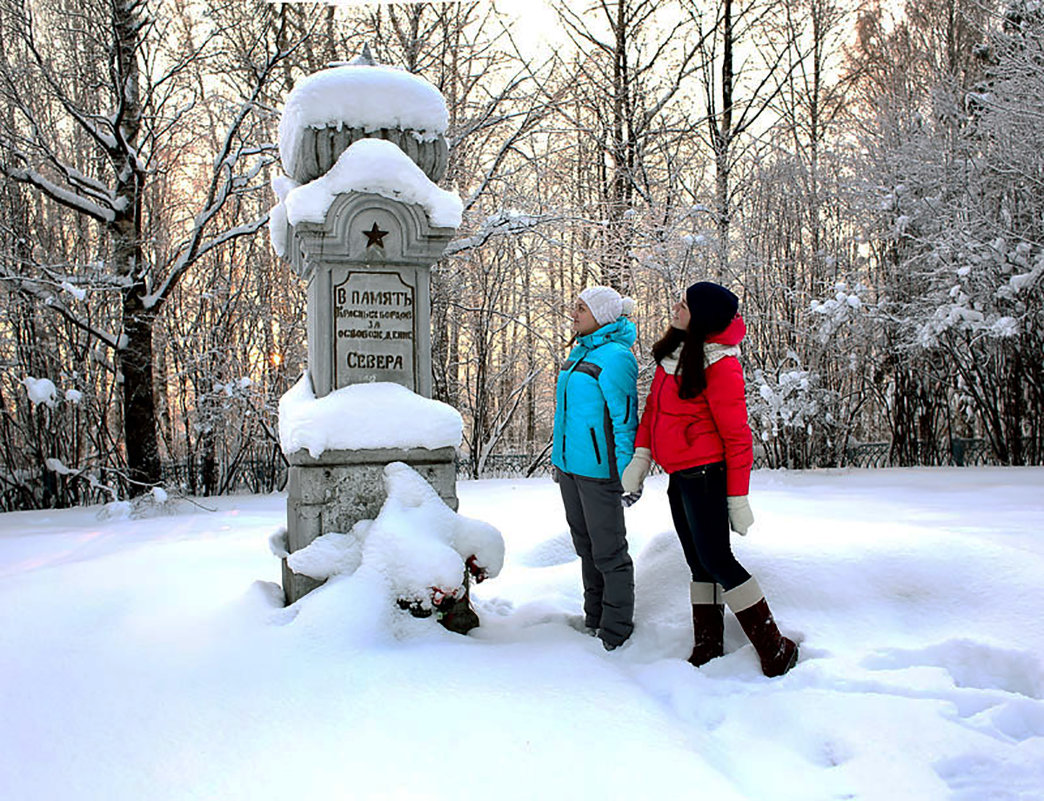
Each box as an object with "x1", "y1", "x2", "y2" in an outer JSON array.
[{"x1": 579, "y1": 286, "x2": 636, "y2": 325}]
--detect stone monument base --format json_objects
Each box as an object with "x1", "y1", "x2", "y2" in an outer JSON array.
[{"x1": 282, "y1": 446, "x2": 458, "y2": 605}]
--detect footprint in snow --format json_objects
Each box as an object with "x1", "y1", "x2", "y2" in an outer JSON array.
[
  {"x1": 861, "y1": 639, "x2": 1044, "y2": 699},
  {"x1": 517, "y1": 531, "x2": 578, "y2": 568}
]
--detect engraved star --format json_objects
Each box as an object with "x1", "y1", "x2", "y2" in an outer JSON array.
[{"x1": 363, "y1": 221, "x2": 389, "y2": 248}]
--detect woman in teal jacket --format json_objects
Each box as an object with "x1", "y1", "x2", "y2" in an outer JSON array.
[{"x1": 552, "y1": 286, "x2": 639, "y2": 650}]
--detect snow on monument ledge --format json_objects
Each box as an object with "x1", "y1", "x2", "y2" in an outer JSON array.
[
  {"x1": 284, "y1": 138, "x2": 463, "y2": 230},
  {"x1": 278, "y1": 372, "x2": 463, "y2": 458}
]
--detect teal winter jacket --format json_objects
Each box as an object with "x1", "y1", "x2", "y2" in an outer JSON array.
[{"x1": 551, "y1": 317, "x2": 639, "y2": 481}]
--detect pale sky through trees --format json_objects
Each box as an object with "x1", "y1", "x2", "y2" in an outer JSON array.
[{"x1": 322, "y1": 0, "x2": 588, "y2": 55}]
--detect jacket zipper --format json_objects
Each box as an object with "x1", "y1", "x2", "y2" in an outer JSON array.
[
  {"x1": 561, "y1": 347, "x2": 589, "y2": 471},
  {"x1": 589, "y1": 428, "x2": 602, "y2": 464},
  {"x1": 652, "y1": 370, "x2": 670, "y2": 461},
  {"x1": 563, "y1": 384, "x2": 572, "y2": 467}
]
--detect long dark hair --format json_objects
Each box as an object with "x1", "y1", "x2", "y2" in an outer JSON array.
[{"x1": 652, "y1": 326, "x2": 707, "y2": 399}]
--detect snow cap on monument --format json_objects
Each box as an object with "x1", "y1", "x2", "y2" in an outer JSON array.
[{"x1": 277, "y1": 55, "x2": 449, "y2": 181}]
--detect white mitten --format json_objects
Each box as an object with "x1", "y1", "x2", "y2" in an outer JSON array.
[
  {"x1": 727, "y1": 495, "x2": 754, "y2": 535},
  {"x1": 621, "y1": 448, "x2": 652, "y2": 494}
]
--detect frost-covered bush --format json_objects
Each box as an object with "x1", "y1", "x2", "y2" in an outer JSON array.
[
  {"x1": 97, "y1": 486, "x2": 176, "y2": 521},
  {"x1": 810, "y1": 283, "x2": 869, "y2": 343},
  {"x1": 748, "y1": 356, "x2": 839, "y2": 468},
  {"x1": 913, "y1": 237, "x2": 1039, "y2": 349},
  {"x1": 843, "y1": 1, "x2": 1044, "y2": 463}
]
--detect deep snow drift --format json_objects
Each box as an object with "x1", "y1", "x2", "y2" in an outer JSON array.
[{"x1": 1, "y1": 467, "x2": 1042, "y2": 801}]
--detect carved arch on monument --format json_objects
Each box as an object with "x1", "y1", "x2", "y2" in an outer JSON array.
[{"x1": 294, "y1": 192, "x2": 453, "y2": 271}]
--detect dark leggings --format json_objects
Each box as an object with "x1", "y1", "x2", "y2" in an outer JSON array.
[{"x1": 667, "y1": 461, "x2": 750, "y2": 591}]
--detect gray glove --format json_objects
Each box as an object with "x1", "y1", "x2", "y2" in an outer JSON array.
[
  {"x1": 621, "y1": 447, "x2": 651, "y2": 495},
  {"x1": 727, "y1": 495, "x2": 754, "y2": 535}
]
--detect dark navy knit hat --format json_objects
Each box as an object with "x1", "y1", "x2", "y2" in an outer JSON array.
[{"x1": 685, "y1": 281, "x2": 739, "y2": 336}]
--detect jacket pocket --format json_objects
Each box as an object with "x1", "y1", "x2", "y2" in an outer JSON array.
[
  {"x1": 589, "y1": 428, "x2": 602, "y2": 464},
  {"x1": 683, "y1": 420, "x2": 700, "y2": 445}
]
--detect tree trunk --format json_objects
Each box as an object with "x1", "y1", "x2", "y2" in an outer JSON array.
[
  {"x1": 715, "y1": 0, "x2": 735, "y2": 279},
  {"x1": 111, "y1": 0, "x2": 160, "y2": 496},
  {"x1": 120, "y1": 295, "x2": 161, "y2": 493}
]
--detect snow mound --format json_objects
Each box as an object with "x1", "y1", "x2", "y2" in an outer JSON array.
[
  {"x1": 287, "y1": 462, "x2": 504, "y2": 625},
  {"x1": 287, "y1": 529, "x2": 364, "y2": 582},
  {"x1": 278, "y1": 373, "x2": 462, "y2": 457},
  {"x1": 96, "y1": 487, "x2": 176, "y2": 520}
]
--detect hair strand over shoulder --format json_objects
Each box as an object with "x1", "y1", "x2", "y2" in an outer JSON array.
[{"x1": 652, "y1": 327, "x2": 708, "y2": 399}]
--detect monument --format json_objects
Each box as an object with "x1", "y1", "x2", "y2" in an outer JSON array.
[{"x1": 270, "y1": 52, "x2": 472, "y2": 616}]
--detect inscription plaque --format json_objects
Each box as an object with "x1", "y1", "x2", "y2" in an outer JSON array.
[{"x1": 332, "y1": 270, "x2": 416, "y2": 390}]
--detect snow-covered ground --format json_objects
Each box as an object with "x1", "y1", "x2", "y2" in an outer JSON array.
[{"x1": 1, "y1": 467, "x2": 1042, "y2": 801}]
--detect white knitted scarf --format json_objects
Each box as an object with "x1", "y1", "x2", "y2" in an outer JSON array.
[{"x1": 659, "y1": 341, "x2": 740, "y2": 375}]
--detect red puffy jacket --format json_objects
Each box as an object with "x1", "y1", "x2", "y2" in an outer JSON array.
[{"x1": 635, "y1": 316, "x2": 753, "y2": 496}]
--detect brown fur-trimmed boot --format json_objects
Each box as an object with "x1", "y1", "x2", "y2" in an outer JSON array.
[
  {"x1": 723, "y1": 577, "x2": 798, "y2": 677},
  {"x1": 688, "y1": 581, "x2": 725, "y2": 667}
]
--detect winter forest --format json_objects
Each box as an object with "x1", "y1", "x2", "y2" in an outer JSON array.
[{"x1": 1, "y1": 0, "x2": 1043, "y2": 510}]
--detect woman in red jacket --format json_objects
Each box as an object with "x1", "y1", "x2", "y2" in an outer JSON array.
[{"x1": 622, "y1": 282, "x2": 798, "y2": 677}]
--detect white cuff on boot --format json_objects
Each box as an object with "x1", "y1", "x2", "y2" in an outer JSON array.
[
  {"x1": 690, "y1": 581, "x2": 717, "y2": 605},
  {"x1": 722, "y1": 576, "x2": 765, "y2": 613}
]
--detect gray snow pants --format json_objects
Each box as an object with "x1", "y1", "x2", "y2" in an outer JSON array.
[{"x1": 558, "y1": 470, "x2": 635, "y2": 647}]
